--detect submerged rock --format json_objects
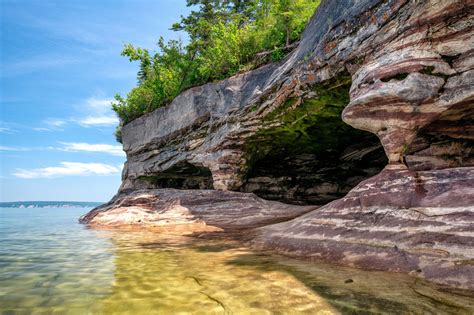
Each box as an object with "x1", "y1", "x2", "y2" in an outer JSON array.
[{"x1": 81, "y1": 0, "x2": 473, "y2": 292}]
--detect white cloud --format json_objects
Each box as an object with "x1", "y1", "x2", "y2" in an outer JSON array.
[
  {"x1": 33, "y1": 127, "x2": 53, "y2": 132},
  {"x1": 0, "y1": 145, "x2": 29, "y2": 151},
  {"x1": 34, "y1": 119, "x2": 66, "y2": 132},
  {"x1": 78, "y1": 115, "x2": 118, "y2": 126},
  {"x1": 59, "y1": 142, "x2": 124, "y2": 156},
  {"x1": 3, "y1": 96, "x2": 116, "y2": 134},
  {"x1": 0, "y1": 145, "x2": 16, "y2": 151},
  {"x1": 0, "y1": 142, "x2": 124, "y2": 156},
  {"x1": 38, "y1": 96, "x2": 118, "y2": 129},
  {"x1": 44, "y1": 118, "x2": 67, "y2": 127},
  {"x1": 85, "y1": 97, "x2": 113, "y2": 111},
  {"x1": 0, "y1": 127, "x2": 16, "y2": 134},
  {"x1": 13, "y1": 162, "x2": 121, "y2": 179},
  {"x1": 73, "y1": 96, "x2": 118, "y2": 127}
]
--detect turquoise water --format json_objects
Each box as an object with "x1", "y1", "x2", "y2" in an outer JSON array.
[{"x1": 1, "y1": 207, "x2": 473, "y2": 314}]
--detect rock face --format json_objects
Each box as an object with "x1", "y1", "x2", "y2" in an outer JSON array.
[
  {"x1": 253, "y1": 165, "x2": 474, "y2": 291},
  {"x1": 82, "y1": 0, "x2": 473, "y2": 291},
  {"x1": 79, "y1": 189, "x2": 316, "y2": 233}
]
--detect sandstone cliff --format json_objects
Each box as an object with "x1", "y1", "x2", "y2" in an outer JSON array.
[{"x1": 81, "y1": 0, "x2": 474, "y2": 292}]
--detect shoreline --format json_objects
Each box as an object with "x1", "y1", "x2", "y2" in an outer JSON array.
[{"x1": 80, "y1": 184, "x2": 474, "y2": 295}]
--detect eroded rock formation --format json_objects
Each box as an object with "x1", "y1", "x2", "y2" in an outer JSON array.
[
  {"x1": 253, "y1": 166, "x2": 474, "y2": 290},
  {"x1": 81, "y1": 0, "x2": 473, "y2": 292},
  {"x1": 80, "y1": 189, "x2": 316, "y2": 233}
]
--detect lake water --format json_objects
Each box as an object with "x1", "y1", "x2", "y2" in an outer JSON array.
[{"x1": 1, "y1": 207, "x2": 473, "y2": 314}]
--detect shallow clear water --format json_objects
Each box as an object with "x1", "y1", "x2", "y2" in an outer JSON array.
[{"x1": 1, "y1": 207, "x2": 473, "y2": 314}]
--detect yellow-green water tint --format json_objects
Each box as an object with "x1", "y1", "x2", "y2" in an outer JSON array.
[{"x1": 1, "y1": 207, "x2": 473, "y2": 314}]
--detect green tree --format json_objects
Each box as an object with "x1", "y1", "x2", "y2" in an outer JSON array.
[{"x1": 112, "y1": 0, "x2": 320, "y2": 140}]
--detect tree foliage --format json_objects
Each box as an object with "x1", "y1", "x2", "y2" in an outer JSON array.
[{"x1": 113, "y1": 0, "x2": 320, "y2": 138}]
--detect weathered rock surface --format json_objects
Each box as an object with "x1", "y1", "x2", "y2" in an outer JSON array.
[
  {"x1": 82, "y1": 0, "x2": 474, "y2": 292},
  {"x1": 118, "y1": 0, "x2": 473, "y2": 197},
  {"x1": 254, "y1": 165, "x2": 474, "y2": 291},
  {"x1": 79, "y1": 189, "x2": 316, "y2": 233}
]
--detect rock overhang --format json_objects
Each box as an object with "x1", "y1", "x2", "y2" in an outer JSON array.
[{"x1": 82, "y1": 0, "x2": 474, "y2": 292}]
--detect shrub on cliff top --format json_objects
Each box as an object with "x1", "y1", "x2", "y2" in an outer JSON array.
[{"x1": 112, "y1": 0, "x2": 320, "y2": 139}]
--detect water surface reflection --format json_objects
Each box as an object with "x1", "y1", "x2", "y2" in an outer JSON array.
[{"x1": 1, "y1": 207, "x2": 473, "y2": 314}]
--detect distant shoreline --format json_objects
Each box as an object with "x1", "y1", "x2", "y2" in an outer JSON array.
[{"x1": 0, "y1": 201, "x2": 102, "y2": 208}]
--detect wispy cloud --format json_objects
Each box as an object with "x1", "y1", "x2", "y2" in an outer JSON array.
[
  {"x1": 24, "y1": 11, "x2": 122, "y2": 47},
  {"x1": 0, "y1": 145, "x2": 29, "y2": 151},
  {"x1": 74, "y1": 97, "x2": 118, "y2": 127},
  {"x1": 44, "y1": 118, "x2": 67, "y2": 127},
  {"x1": 33, "y1": 118, "x2": 67, "y2": 132},
  {"x1": 33, "y1": 127, "x2": 53, "y2": 132},
  {"x1": 0, "y1": 127, "x2": 17, "y2": 134},
  {"x1": 0, "y1": 142, "x2": 124, "y2": 156},
  {"x1": 40, "y1": 96, "x2": 118, "y2": 129},
  {"x1": 58, "y1": 142, "x2": 124, "y2": 156},
  {"x1": 83, "y1": 97, "x2": 113, "y2": 111},
  {"x1": 13, "y1": 162, "x2": 121, "y2": 179},
  {"x1": 1, "y1": 55, "x2": 81, "y2": 77},
  {"x1": 78, "y1": 116, "x2": 118, "y2": 126}
]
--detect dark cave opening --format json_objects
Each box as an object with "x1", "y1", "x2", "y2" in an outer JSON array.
[
  {"x1": 241, "y1": 134, "x2": 386, "y2": 205},
  {"x1": 240, "y1": 75, "x2": 388, "y2": 205},
  {"x1": 139, "y1": 161, "x2": 214, "y2": 190},
  {"x1": 404, "y1": 101, "x2": 473, "y2": 171}
]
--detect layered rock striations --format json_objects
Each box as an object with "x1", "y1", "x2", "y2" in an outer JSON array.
[
  {"x1": 80, "y1": 189, "x2": 316, "y2": 233},
  {"x1": 253, "y1": 166, "x2": 474, "y2": 290},
  {"x1": 81, "y1": 0, "x2": 474, "y2": 291}
]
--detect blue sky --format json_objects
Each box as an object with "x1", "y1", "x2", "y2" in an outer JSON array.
[{"x1": 0, "y1": 0, "x2": 191, "y2": 201}]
